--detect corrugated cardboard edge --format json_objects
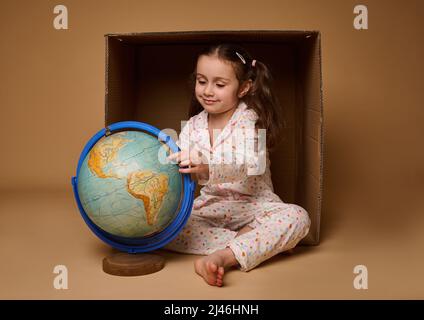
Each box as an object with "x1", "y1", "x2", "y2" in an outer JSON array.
[
  {"x1": 104, "y1": 29, "x2": 319, "y2": 37},
  {"x1": 104, "y1": 35, "x2": 109, "y2": 127},
  {"x1": 316, "y1": 31, "x2": 324, "y2": 245}
]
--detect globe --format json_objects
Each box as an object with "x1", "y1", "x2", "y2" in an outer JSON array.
[{"x1": 76, "y1": 129, "x2": 183, "y2": 239}]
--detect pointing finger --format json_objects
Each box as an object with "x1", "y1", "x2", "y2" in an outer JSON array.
[
  {"x1": 179, "y1": 159, "x2": 191, "y2": 167},
  {"x1": 179, "y1": 166, "x2": 200, "y2": 174}
]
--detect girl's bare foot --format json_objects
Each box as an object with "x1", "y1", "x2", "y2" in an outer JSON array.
[{"x1": 194, "y1": 248, "x2": 237, "y2": 287}]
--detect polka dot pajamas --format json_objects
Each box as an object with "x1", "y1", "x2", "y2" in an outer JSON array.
[{"x1": 165, "y1": 101, "x2": 311, "y2": 272}]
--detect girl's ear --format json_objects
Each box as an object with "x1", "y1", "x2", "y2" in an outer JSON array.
[{"x1": 238, "y1": 79, "x2": 253, "y2": 98}]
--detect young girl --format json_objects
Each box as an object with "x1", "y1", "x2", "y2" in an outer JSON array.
[{"x1": 165, "y1": 43, "x2": 311, "y2": 287}]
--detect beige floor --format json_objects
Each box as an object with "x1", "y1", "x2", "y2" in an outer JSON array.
[{"x1": 0, "y1": 188, "x2": 423, "y2": 300}]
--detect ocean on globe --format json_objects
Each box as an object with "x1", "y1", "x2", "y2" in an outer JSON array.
[{"x1": 76, "y1": 130, "x2": 182, "y2": 238}]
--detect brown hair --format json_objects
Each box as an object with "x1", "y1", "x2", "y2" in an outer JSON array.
[{"x1": 187, "y1": 43, "x2": 285, "y2": 149}]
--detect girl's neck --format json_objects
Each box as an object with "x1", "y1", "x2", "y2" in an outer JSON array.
[{"x1": 207, "y1": 104, "x2": 238, "y2": 130}]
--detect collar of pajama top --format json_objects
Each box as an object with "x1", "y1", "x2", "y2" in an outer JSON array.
[{"x1": 194, "y1": 100, "x2": 250, "y2": 153}]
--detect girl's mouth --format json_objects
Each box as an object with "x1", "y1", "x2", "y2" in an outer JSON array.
[{"x1": 204, "y1": 99, "x2": 217, "y2": 105}]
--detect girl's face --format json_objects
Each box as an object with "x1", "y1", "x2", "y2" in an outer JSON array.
[{"x1": 195, "y1": 55, "x2": 248, "y2": 115}]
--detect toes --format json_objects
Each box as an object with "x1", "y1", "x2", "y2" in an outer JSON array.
[
  {"x1": 216, "y1": 270, "x2": 224, "y2": 287},
  {"x1": 216, "y1": 268, "x2": 224, "y2": 282},
  {"x1": 206, "y1": 272, "x2": 220, "y2": 286},
  {"x1": 196, "y1": 257, "x2": 227, "y2": 287},
  {"x1": 206, "y1": 277, "x2": 217, "y2": 286},
  {"x1": 204, "y1": 269, "x2": 217, "y2": 286}
]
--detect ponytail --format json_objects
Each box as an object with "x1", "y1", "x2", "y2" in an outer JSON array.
[{"x1": 244, "y1": 59, "x2": 285, "y2": 150}]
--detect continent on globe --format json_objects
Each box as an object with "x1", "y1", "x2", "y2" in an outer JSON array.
[
  {"x1": 77, "y1": 129, "x2": 183, "y2": 239},
  {"x1": 88, "y1": 133, "x2": 132, "y2": 179},
  {"x1": 127, "y1": 170, "x2": 169, "y2": 225}
]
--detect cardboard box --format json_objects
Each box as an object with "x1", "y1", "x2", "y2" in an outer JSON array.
[{"x1": 104, "y1": 30, "x2": 324, "y2": 245}]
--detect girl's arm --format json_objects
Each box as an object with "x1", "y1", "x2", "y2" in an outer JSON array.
[{"x1": 169, "y1": 119, "x2": 210, "y2": 183}]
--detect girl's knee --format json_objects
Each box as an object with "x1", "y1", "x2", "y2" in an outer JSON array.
[{"x1": 290, "y1": 204, "x2": 311, "y2": 229}]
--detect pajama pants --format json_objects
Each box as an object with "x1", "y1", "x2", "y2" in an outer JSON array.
[{"x1": 164, "y1": 199, "x2": 311, "y2": 272}]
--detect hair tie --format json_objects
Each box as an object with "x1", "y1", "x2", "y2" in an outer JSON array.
[
  {"x1": 252, "y1": 59, "x2": 257, "y2": 67},
  {"x1": 235, "y1": 52, "x2": 246, "y2": 64}
]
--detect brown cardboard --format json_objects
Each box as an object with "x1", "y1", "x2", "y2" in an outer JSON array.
[{"x1": 104, "y1": 30, "x2": 324, "y2": 245}]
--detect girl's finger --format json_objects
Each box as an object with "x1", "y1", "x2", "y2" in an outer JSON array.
[
  {"x1": 179, "y1": 166, "x2": 199, "y2": 174},
  {"x1": 179, "y1": 159, "x2": 191, "y2": 167}
]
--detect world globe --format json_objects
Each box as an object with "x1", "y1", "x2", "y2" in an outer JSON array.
[{"x1": 72, "y1": 121, "x2": 195, "y2": 253}]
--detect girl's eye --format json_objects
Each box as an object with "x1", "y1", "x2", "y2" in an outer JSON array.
[{"x1": 216, "y1": 84, "x2": 225, "y2": 88}]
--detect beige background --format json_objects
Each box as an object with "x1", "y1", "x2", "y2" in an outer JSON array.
[{"x1": 0, "y1": 0, "x2": 423, "y2": 299}]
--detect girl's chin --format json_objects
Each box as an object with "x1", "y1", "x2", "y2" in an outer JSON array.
[
  {"x1": 204, "y1": 106, "x2": 235, "y2": 115},
  {"x1": 202, "y1": 105, "x2": 221, "y2": 113}
]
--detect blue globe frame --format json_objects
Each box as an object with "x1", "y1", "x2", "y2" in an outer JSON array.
[{"x1": 71, "y1": 121, "x2": 196, "y2": 253}]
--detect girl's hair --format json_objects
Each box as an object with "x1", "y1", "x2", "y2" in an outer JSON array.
[{"x1": 187, "y1": 43, "x2": 285, "y2": 149}]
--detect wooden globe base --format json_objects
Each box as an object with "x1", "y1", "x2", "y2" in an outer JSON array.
[{"x1": 102, "y1": 252, "x2": 165, "y2": 276}]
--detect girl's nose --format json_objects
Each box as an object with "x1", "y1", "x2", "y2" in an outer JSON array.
[{"x1": 204, "y1": 84, "x2": 214, "y2": 96}]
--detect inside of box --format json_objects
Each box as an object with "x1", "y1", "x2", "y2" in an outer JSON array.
[{"x1": 105, "y1": 31, "x2": 322, "y2": 245}]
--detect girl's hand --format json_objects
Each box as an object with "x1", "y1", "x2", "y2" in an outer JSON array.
[{"x1": 167, "y1": 149, "x2": 209, "y2": 180}]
